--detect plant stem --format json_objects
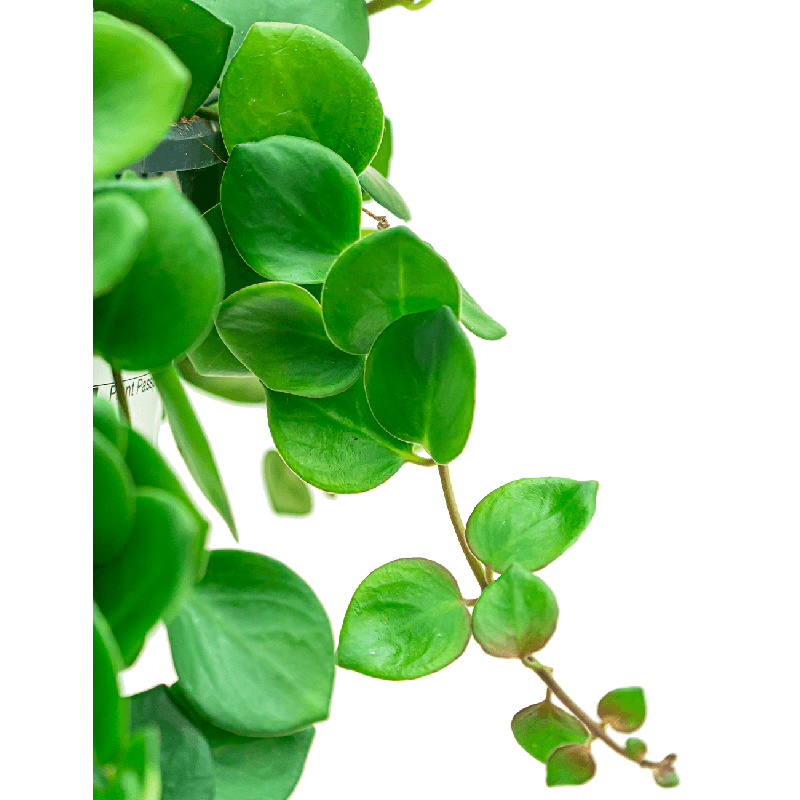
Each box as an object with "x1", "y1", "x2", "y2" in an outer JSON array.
[
  {"x1": 520, "y1": 656, "x2": 676, "y2": 772},
  {"x1": 112, "y1": 369, "x2": 130, "y2": 423},
  {"x1": 367, "y1": 0, "x2": 434, "y2": 14},
  {"x1": 361, "y1": 206, "x2": 390, "y2": 229},
  {"x1": 437, "y1": 465, "x2": 487, "y2": 589}
]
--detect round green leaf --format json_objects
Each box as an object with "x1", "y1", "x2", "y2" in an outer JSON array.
[
  {"x1": 459, "y1": 281, "x2": 507, "y2": 341},
  {"x1": 625, "y1": 737, "x2": 648, "y2": 762},
  {"x1": 93, "y1": 179, "x2": 224, "y2": 371},
  {"x1": 263, "y1": 449, "x2": 313, "y2": 516},
  {"x1": 177, "y1": 358, "x2": 266, "y2": 405},
  {"x1": 216, "y1": 283, "x2": 363, "y2": 397},
  {"x1": 219, "y1": 22, "x2": 383, "y2": 174},
  {"x1": 93, "y1": 193, "x2": 148, "y2": 298},
  {"x1": 472, "y1": 564, "x2": 559, "y2": 658},
  {"x1": 94, "y1": 604, "x2": 129, "y2": 765},
  {"x1": 654, "y1": 768, "x2": 680, "y2": 788},
  {"x1": 322, "y1": 226, "x2": 460, "y2": 355},
  {"x1": 465, "y1": 477, "x2": 599, "y2": 573},
  {"x1": 94, "y1": 0, "x2": 233, "y2": 118},
  {"x1": 266, "y1": 381, "x2": 419, "y2": 494},
  {"x1": 358, "y1": 167, "x2": 411, "y2": 221},
  {"x1": 93, "y1": 396, "x2": 129, "y2": 456},
  {"x1": 94, "y1": 429, "x2": 136, "y2": 565},
  {"x1": 511, "y1": 701, "x2": 589, "y2": 764},
  {"x1": 338, "y1": 558, "x2": 472, "y2": 680},
  {"x1": 220, "y1": 136, "x2": 361, "y2": 283},
  {"x1": 597, "y1": 686, "x2": 647, "y2": 733},
  {"x1": 94, "y1": 488, "x2": 197, "y2": 666},
  {"x1": 93, "y1": 11, "x2": 189, "y2": 180},
  {"x1": 364, "y1": 306, "x2": 476, "y2": 464},
  {"x1": 167, "y1": 549, "x2": 335, "y2": 736},
  {"x1": 546, "y1": 743, "x2": 596, "y2": 787}
]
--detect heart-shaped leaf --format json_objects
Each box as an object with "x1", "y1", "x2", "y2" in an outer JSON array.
[
  {"x1": 266, "y1": 381, "x2": 421, "y2": 494},
  {"x1": 364, "y1": 306, "x2": 476, "y2": 464},
  {"x1": 358, "y1": 167, "x2": 411, "y2": 221},
  {"x1": 177, "y1": 358, "x2": 266, "y2": 405},
  {"x1": 322, "y1": 226, "x2": 460, "y2": 355},
  {"x1": 93, "y1": 11, "x2": 189, "y2": 180},
  {"x1": 93, "y1": 179, "x2": 224, "y2": 371},
  {"x1": 219, "y1": 22, "x2": 383, "y2": 174},
  {"x1": 338, "y1": 558, "x2": 472, "y2": 680},
  {"x1": 94, "y1": 429, "x2": 137, "y2": 565},
  {"x1": 93, "y1": 193, "x2": 148, "y2": 298},
  {"x1": 167, "y1": 549, "x2": 335, "y2": 736},
  {"x1": 511, "y1": 701, "x2": 589, "y2": 764},
  {"x1": 216, "y1": 283, "x2": 363, "y2": 397},
  {"x1": 220, "y1": 136, "x2": 361, "y2": 283},
  {"x1": 597, "y1": 687, "x2": 647, "y2": 733},
  {"x1": 263, "y1": 449, "x2": 313, "y2": 516},
  {"x1": 466, "y1": 477, "x2": 599, "y2": 573},
  {"x1": 459, "y1": 281, "x2": 507, "y2": 341},
  {"x1": 94, "y1": 604, "x2": 129, "y2": 766},
  {"x1": 471, "y1": 564, "x2": 559, "y2": 658},
  {"x1": 546, "y1": 743, "x2": 596, "y2": 787}
]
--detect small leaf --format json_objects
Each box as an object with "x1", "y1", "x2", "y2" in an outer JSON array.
[
  {"x1": 216, "y1": 283, "x2": 363, "y2": 397},
  {"x1": 511, "y1": 701, "x2": 589, "y2": 764},
  {"x1": 358, "y1": 167, "x2": 411, "y2": 220},
  {"x1": 177, "y1": 358, "x2": 265, "y2": 405},
  {"x1": 459, "y1": 281, "x2": 507, "y2": 341},
  {"x1": 338, "y1": 558, "x2": 472, "y2": 680},
  {"x1": 263, "y1": 449, "x2": 313, "y2": 516},
  {"x1": 472, "y1": 564, "x2": 559, "y2": 658},
  {"x1": 93, "y1": 193, "x2": 148, "y2": 298},
  {"x1": 546, "y1": 743, "x2": 596, "y2": 787},
  {"x1": 654, "y1": 769, "x2": 680, "y2": 788},
  {"x1": 625, "y1": 737, "x2": 648, "y2": 762},
  {"x1": 465, "y1": 477, "x2": 599, "y2": 573},
  {"x1": 93, "y1": 396, "x2": 129, "y2": 455},
  {"x1": 94, "y1": 604, "x2": 129, "y2": 765},
  {"x1": 597, "y1": 687, "x2": 647, "y2": 733},
  {"x1": 94, "y1": 429, "x2": 137, "y2": 565}
]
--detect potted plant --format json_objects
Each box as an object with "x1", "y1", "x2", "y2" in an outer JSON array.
[{"x1": 93, "y1": 1, "x2": 679, "y2": 797}]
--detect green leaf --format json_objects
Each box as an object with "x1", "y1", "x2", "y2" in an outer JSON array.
[
  {"x1": 266, "y1": 381, "x2": 419, "y2": 494},
  {"x1": 511, "y1": 701, "x2": 589, "y2": 764},
  {"x1": 220, "y1": 136, "x2": 361, "y2": 283},
  {"x1": 465, "y1": 477, "x2": 599, "y2": 573},
  {"x1": 188, "y1": 205, "x2": 263, "y2": 377},
  {"x1": 358, "y1": 167, "x2": 411, "y2": 221},
  {"x1": 130, "y1": 685, "x2": 215, "y2": 800},
  {"x1": 219, "y1": 22, "x2": 383, "y2": 174},
  {"x1": 167, "y1": 549, "x2": 335, "y2": 736},
  {"x1": 152, "y1": 363, "x2": 238, "y2": 540},
  {"x1": 102, "y1": 727, "x2": 162, "y2": 800},
  {"x1": 364, "y1": 306, "x2": 476, "y2": 464},
  {"x1": 177, "y1": 358, "x2": 266, "y2": 405},
  {"x1": 459, "y1": 281, "x2": 507, "y2": 341},
  {"x1": 93, "y1": 396, "x2": 129, "y2": 456},
  {"x1": 471, "y1": 564, "x2": 559, "y2": 658},
  {"x1": 94, "y1": 488, "x2": 197, "y2": 666},
  {"x1": 93, "y1": 193, "x2": 148, "y2": 298},
  {"x1": 93, "y1": 11, "x2": 189, "y2": 180},
  {"x1": 654, "y1": 768, "x2": 680, "y2": 788},
  {"x1": 94, "y1": 604, "x2": 129, "y2": 765},
  {"x1": 94, "y1": 429, "x2": 137, "y2": 565},
  {"x1": 370, "y1": 117, "x2": 392, "y2": 179},
  {"x1": 338, "y1": 558, "x2": 471, "y2": 680},
  {"x1": 94, "y1": 0, "x2": 233, "y2": 118},
  {"x1": 216, "y1": 283, "x2": 363, "y2": 397},
  {"x1": 322, "y1": 226, "x2": 460, "y2": 355},
  {"x1": 625, "y1": 737, "x2": 648, "y2": 762},
  {"x1": 546, "y1": 743, "x2": 596, "y2": 787},
  {"x1": 263, "y1": 449, "x2": 313, "y2": 516},
  {"x1": 93, "y1": 179, "x2": 224, "y2": 371},
  {"x1": 597, "y1": 687, "x2": 647, "y2": 733}
]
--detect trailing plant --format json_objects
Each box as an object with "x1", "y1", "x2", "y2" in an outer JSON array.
[{"x1": 93, "y1": 1, "x2": 679, "y2": 798}]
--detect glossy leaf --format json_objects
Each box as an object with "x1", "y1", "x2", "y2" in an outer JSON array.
[
  {"x1": 167, "y1": 549, "x2": 335, "y2": 736},
  {"x1": 364, "y1": 306, "x2": 476, "y2": 464},
  {"x1": 93, "y1": 179, "x2": 224, "y2": 370},
  {"x1": 472, "y1": 564, "x2": 559, "y2": 658},
  {"x1": 130, "y1": 685, "x2": 215, "y2": 800},
  {"x1": 93, "y1": 11, "x2": 189, "y2": 180},
  {"x1": 358, "y1": 167, "x2": 411, "y2": 221},
  {"x1": 94, "y1": 429, "x2": 137, "y2": 565},
  {"x1": 459, "y1": 281, "x2": 507, "y2": 341},
  {"x1": 625, "y1": 737, "x2": 648, "y2": 762},
  {"x1": 94, "y1": 604, "x2": 129, "y2": 765},
  {"x1": 93, "y1": 193, "x2": 148, "y2": 298},
  {"x1": 220, "y1": 136, "x2": 361, "y2": 283},
  {"x1": 263, "y1": 449, "x2": 313, "y2": 516},
  {"x1": 93, "y1": 396, "x2": 128, "y2": 456},
  {"x1": 152, "y1": 363, "x2": 238, "y2": 539},
  {"x1": 338, "y1": 558, "x2": 471, "y2": 680},
  {"x1": 95, "y1": 0, "x2": 233, "y2": 118},
  {"x1": 266, "y1": 381, "x2": 419, "y2": 494},
  {"x1": 219, "y1": 22, "x2": 383, "y2": 174},
  {"x1": 94, "y1": 489, "x2": 196, "y2": 666},
  {"x1": 322, "y1": 226, "x2": 460, "y2": 355},
  {"x1": 177, "y1": 357, "x2": 265, "y2": 405},
  {"x1": 465, "y1": 477, "x2": 599, "y2": 573},
  {"x1": 511, "y1": 701, "x2": 589, "y2": 764},
  {"x1": 597, "y1": 687, "x2": 647, "y2": 733},
  {"x1": 217, "y1": 283, "x2": 363, "y2": 397},
  {"x1": 189, "y1": 204, "x2": 263, "y2": 377},
  {"x1": 546, "y1": 743, "x2": 596, "y2": 787}
]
